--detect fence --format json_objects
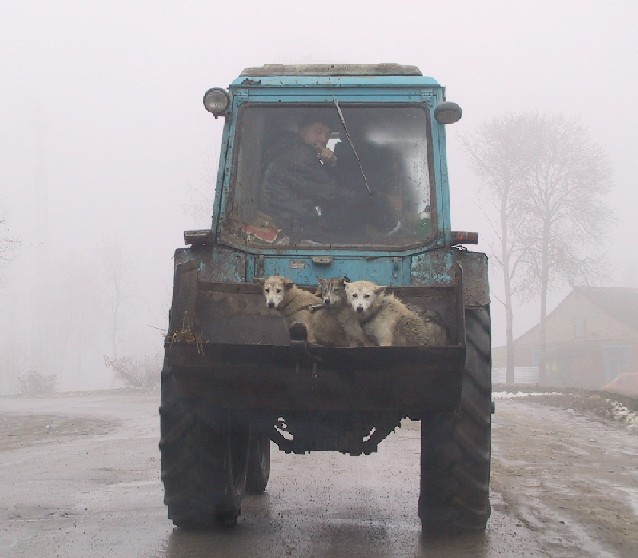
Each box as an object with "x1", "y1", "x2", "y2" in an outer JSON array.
[{"x1": 492, "y1": 366, "x2": 539, "y2": 385}]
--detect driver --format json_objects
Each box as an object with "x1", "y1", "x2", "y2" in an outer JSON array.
[{"x1": 262, "y1": 112, "x2": 398, "y2": 242}]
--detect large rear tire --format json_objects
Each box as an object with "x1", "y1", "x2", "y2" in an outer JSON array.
[
  {"x1": 159, "y1": 362, "x2": 250, "y2": 528},
  {"x1": 246, "y1": 432, "x2": 271, "y2": 494},
  {"x1": 419, "y1": 306, "x2": 492, "y2": 533}
]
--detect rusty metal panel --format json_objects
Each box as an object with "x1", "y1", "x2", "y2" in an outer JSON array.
[
  {"x1": 166, "y1": 343, "x2": 464, "y2": 414},
  {"x1": 189, "y1": 281, "x2": 463, "y2": 346},
  {"x1": 196, "y1": 288, "x2": 289, "y2": 345},
  {"x1": 200, "y1": 247, "x2": 246, "y2": 283},
  {"x1": 456, "y1": 250, "x2": 490, "y2": 307},
  {"x1": 411, "y1": 248, "x2": 489, "y2": 307}
]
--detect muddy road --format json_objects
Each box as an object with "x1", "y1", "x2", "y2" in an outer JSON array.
[{"x1": 1, "y1": 390, "x2": 636, "y2": 558}]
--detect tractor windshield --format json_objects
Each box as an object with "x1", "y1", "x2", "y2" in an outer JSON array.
[{"x1": 222, "y1": 104, "x2": 434, "y2": 248}]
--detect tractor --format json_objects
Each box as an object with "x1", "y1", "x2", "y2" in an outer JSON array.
[{"x1": 159, "y1": 64, "x2": 492, "y2": 533}]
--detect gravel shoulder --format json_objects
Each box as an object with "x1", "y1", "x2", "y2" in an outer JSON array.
[
  {"x1": 0, "y1": 388, "x2": 156, "y2": 452},
  {"x1": 0, "y1": 414, "x2": 118, "y2": 452}
]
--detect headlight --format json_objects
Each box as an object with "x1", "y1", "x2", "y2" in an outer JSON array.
[
  {"x1": 434, "y1": 101, "x2": 462, "y2": 124},
  {"x1": 203, "y1": 88, "x2": 230, "y2": 116}
]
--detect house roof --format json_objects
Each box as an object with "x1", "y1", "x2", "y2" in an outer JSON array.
[
  {"x1": 498, "y1": 286, "x2": 638, "y2": 350},
  {"x1": 577, "y1": 287, "x2": 638, "y2": 331}
]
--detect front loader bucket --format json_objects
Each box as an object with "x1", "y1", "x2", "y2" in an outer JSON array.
[
  {"x1": 165, "y1": 341, "x2": 465, "y2": 414},
  {"x1": 166, "y1": 269, "x2": 467, "y2": 416}
]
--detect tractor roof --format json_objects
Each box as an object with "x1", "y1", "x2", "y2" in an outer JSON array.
[{"x1": 239, "y1": 64, "x2": 423, "y2": 77}]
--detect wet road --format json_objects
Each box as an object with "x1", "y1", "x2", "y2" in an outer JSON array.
[{"x1": 1, "y1": 391, "x2": 636, "y2": 557}]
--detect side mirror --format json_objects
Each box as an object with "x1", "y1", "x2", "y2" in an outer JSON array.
[{"x1": 434, "y1": 102, "x2": 462, "y2": 125}]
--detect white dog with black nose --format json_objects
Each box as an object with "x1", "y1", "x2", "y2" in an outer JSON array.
[{"x1": 345, "y1": 280, "x2": 447, "y2": 347}]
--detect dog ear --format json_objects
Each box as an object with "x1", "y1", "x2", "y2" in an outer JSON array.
[
  {"x1": 343, "y1": 275, "x2": 351, "y2": 283},
  {"x1": 317, "y1": 276, "x2": 325, "y2": 285},
  {"x1": 283, "y1": 278, "x2": 294, "y2": 289},
  {"x1": 254, "y1": 277, "x2": 265, "y2": 284},
  {"x1": 374, "y1": 285, "x2": 386, "y2": 295}
]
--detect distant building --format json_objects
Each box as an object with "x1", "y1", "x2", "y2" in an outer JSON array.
[{"x1": 492, "y1": 287, "x2": 638, "y2": 389}]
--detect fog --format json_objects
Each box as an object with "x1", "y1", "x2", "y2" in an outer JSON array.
[{"x1": 1, "y1": 1, "x2": 637, "y2": 392}]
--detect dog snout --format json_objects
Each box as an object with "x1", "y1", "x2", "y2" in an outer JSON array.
[
  {"x1": 356, "y1": 306, "x2": 364, "y2": 312},
  {"x1": 267, "y1": 301, "x2": 275, "y2": 309},
  {"x1": 324, "y1": 298, "x2": 330, "y2": 305}
]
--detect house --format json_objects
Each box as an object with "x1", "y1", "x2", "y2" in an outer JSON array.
[{"x1": 492, "y1": 287, "x2": 638, "y2": 389}]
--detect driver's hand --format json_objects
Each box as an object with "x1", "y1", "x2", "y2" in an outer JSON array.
[{"x1": 317, "y1": 147, "x2": 338, "y2": 167}]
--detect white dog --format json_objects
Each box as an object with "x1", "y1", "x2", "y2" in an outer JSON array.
[
  {"x1": 344, "y1": 280, "x2": 447, "y2": 347},
  {"x1": 263, "y1": 275, "x2": 346, "y2": 346},
  {"x1": 317, "y1": 277, "x2": 370, "y2": 347}
]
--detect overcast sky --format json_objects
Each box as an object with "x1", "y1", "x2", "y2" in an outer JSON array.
[{"x1": 1, "y1": 1, "x2": 637, "y2": 389}]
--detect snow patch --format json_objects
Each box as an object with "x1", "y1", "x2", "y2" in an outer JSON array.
[
  {"x1": 493, "y1": 391, "x2": 562, "y2": 399},
  {"x1": 605, "y1": 399, "x2": 638, "y2": 425},
  {"x1": 493, "y1": 391, "x2": 638, "y2": 425}
]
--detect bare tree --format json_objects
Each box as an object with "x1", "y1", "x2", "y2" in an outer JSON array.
[
  {"x1": 44, "y1": 252, "x2": 105, "y2": 389},
  {"x1": 465, "y1": 113, "x2": 612, "y2": 385},
  {"x1": 515, "y1": 114, "x2": 612, "y2": 384},
  {"x1": 98, "y1": 238, "x2": 135, "y2": 359},
  {"x1": 104, "y1": 353, "x2": 161, "y2": 388},
  {"x1": 0, "y1": 216, "x2": 18, "y2": 273},
  {"x1": 183, "y1": 161, "x2": 216, "y2": 224},
  {"x1": 463, "y1": 115, "x2": 536, "y2": 384}
]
